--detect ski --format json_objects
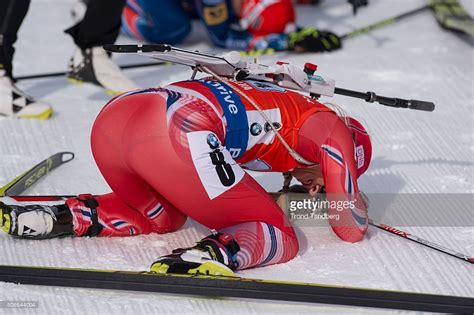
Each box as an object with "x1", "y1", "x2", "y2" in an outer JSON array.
[
  {"x1": 0, "y1": 265, "x2": 472, "y2": 313},
  {"x1": 431, "y1": 0, "x2": 474, "y2": 37},
  {"x1": 0, "y1": 152, "x2": 74, "y2": 197}
]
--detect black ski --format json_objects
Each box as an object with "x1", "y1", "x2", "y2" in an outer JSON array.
[
  {"x1": 0, "y1": 265, "x2": 472, "y2": 313},
  {"x1": 0, "y1": 152, "x2": 74, "y2": 196}
]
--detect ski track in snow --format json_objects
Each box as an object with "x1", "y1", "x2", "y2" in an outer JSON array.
[{"x1": 0, "y1": 0, "x2": 473, "y2": 314}]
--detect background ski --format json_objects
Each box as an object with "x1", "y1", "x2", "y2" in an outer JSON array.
[
  {"x1": 0, "y1": 265, "x2": 472, "y2": 313},
  {"x1": 431, "y1": 0, "x2": 474, "y2": 37},
  {"x1": 0, "y1": 152, "x2": 74, "y2": 197},
  {"x1": 343, "y1": 0, "x2": 474, "y2": 40}
]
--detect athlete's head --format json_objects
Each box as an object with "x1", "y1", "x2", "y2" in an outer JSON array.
[
  {"x1": 289, "y1": 115, "x2": 372, "y2": 196},
  {"x1": 290, "y1": 164, "x2": 325, "y2": 196},
  {"x1": 239, "y1": 0, "x2": 296, "y2": 36},
  {"x1": 346, "y1": 117, "x2": 372, "y2": 177}
]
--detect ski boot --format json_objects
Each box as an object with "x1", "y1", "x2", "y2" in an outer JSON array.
[
  {"x1": 151, "y1": 233, "x2": 240, "y2": 277},
  {"x1": 67, "y1": 46, "x2": 138, "y2": 95},
  {"x1": 0, "y1": 200, "x2": 73, "y2": 239},
  {"x1": 0, "y1": 67, "x2": 53, "y2": 119}
]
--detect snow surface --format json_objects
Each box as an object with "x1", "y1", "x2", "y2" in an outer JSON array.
[{"x1": 1, "y1": 0, "x2": 473, "y2": 314}]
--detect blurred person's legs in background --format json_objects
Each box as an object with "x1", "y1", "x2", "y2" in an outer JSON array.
[
  {"x1": 66, "y1": 0, "x2": 138, "y2": 95},
  {"x1": 0, "y1": 0, "x2": 52, "y2": 119}
]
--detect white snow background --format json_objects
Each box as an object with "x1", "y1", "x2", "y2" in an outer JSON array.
[{"x1": 0, "y1": 0, "x2": 473, "y2": 314}]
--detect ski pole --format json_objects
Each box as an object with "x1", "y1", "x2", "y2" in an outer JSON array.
[
  {"x1": 272, "y1": 193, "x2": 470, "y2": 263},
  {"x1": 244, "y1": 4, "x2": 437, "y2": 57},
  {"x1": 370, "y1": 221, "x2": 473, "y2": 264},
  {"x1": 5, "y1": 194, "x2": 472, "y2": 265},
  {"x1": 14, "y1": 61, "x2": 168, "y2": 81},
  {"x1": 341, "y1": 5, "x2": 432, "y2": 40},
  {"x1": 12, "y1": 5, "x2": 432, "y2": 82}
]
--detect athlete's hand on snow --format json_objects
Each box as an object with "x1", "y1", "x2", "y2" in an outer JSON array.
[
  {"x1": 348, "y1": 0, "x2": 369, "y2": 15},
  {"x1": 288, "y1": 27, "x2": 342, "y2": 53}
]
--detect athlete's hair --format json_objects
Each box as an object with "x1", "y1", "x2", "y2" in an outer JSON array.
[
  {"x1": 323, "y1": 102, "x2": 350, "y2": 127},
  {"x1": 283, "y1": 102, "x2": 348, "y2": 190},
  {"x1": 324, "y1": 101, "x2": 373, "y2": 139}
]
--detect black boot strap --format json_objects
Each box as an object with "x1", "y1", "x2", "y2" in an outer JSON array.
[{"x1": 79, "y1": 196, "x2": 102, "y2": 237}]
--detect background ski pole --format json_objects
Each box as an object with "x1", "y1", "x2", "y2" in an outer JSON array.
[
  {"x1": 241, "y1": 5, "x2": 433, "y2": 57},
  {"x1": 369, "y1": 221, "x2": 473, "y2": 264},
  {"x1": 14, "y1": 61, "x2": 168, "y2": 81},
  {"x1": 341, "y1": 0, "x2": 473, "y2": 39},
  {"x1": 10, "y1": 5, "x2": 436, "y2": 81},
  {"x1": 341, "y1": 5, "x2": 431, "y2": 40},
  {"x1": 14, "y1": 1, "x2": 470, "y2": 81}
]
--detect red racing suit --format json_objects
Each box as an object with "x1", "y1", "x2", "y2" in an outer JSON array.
[{"x1": 66, "y1": 78, "x2": 368, "y2": 270}]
